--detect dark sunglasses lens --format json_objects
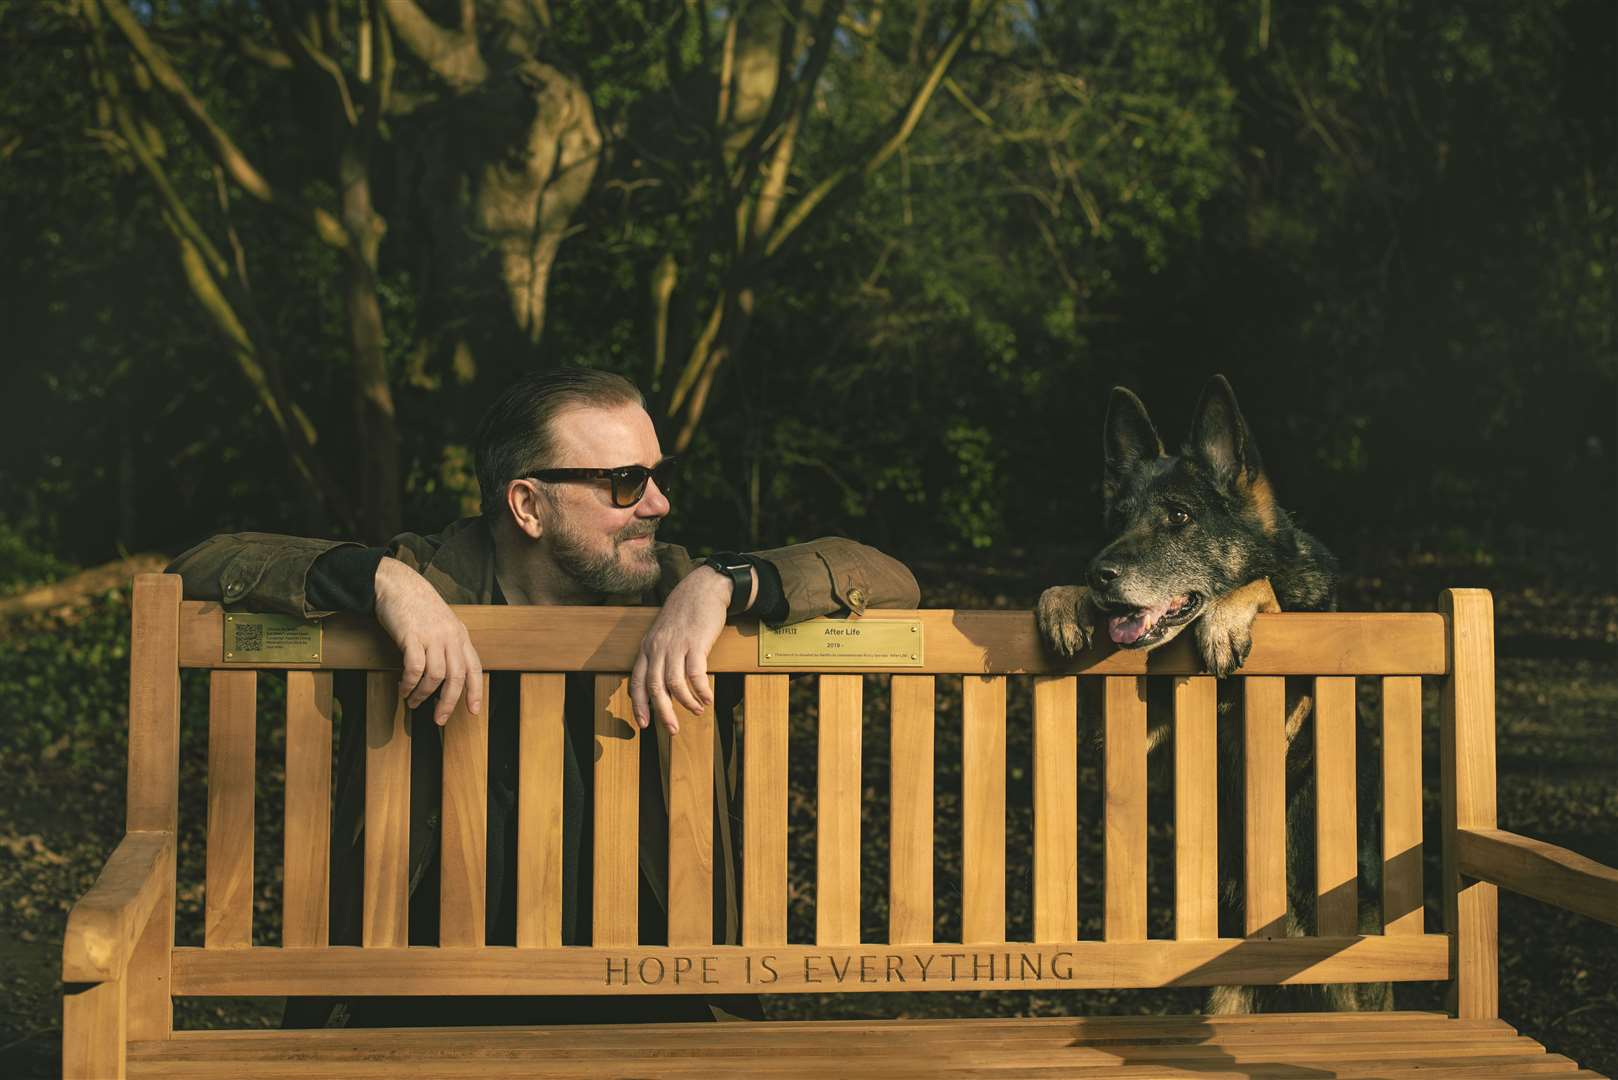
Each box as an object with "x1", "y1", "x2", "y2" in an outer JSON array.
[
  {"x1": 612, "y1": 471, "x2": 648, "y2": 508},
  {"x1": 610, "y1": 460, "x2": 674, "y2": 507}
]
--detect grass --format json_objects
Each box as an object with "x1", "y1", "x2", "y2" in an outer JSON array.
[{"x1": 1, "y1": 539, "x2": 1614, "y2": 1077}]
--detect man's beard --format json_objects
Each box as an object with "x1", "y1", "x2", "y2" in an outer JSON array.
[{"x1": 547, "y1": 517, "x2": 662, "y2": 597}]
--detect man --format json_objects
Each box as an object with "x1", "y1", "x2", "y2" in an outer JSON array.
[{"x1": 168, "y1": 367, "x2": 919, "y2": 1024}]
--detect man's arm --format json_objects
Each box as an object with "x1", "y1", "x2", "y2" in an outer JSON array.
[
  {"x1": 632, "y1": 538, "x2": 919, "y2": 734},
  {"x1": 696, "y1": 537, "x2": 920, "y2": 623},
  {"x1": 166, "y1": 532, "x2": 369, "y2": 618},
  {"x1": 168, "y1": 532, "x2": 481, "y2": 725}
]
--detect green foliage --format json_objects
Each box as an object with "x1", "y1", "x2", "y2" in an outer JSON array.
[
  {"x1": 0, "y1": 592, "x2": 131, "y2": 768},
  {"x1": 0, "y1": 0, "x2": 1610, "y2": 563},
  {"x1": 0, "y1": 522, "x2": 75, "y2": 593}
]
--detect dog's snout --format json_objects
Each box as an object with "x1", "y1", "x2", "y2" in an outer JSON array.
[{"x1": 1090, "y1": 563, "x2": 1121, "y2": 589}]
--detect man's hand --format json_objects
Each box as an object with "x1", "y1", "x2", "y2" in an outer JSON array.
[
  {"x1": 631, "y1": 566, "x2": 744, "y2": 735},
  {"x1": 374, "y1": 556, "x2": 484, "y2": 726}
]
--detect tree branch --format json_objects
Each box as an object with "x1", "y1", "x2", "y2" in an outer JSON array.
[
  {"x1": 762, "y1": 0, "x2": 986, "y2": 259},
  {"x1": 83, "y1": 6, "x2": 354, "y2": 532},
  {"x1": 235, "y1": 34, "x2": 293, "y2": 70},
  {"x1": 361, "y1": 0, "x2": 395, "y2": 147},
  {"x1": 383, "y1": 0, "x2": 487, "y2": 90},
  {"x1": 266, "y1": 2, "x2": 359, "y2": 128},
  {"x1": 96, "y1": 0, "x2": 349, "y2": 250},
  {"x1": 726, "y1": 0, "x2": 818, "y2": 180}
]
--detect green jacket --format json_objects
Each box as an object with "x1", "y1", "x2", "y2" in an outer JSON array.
[
  {"x1": 170, "y1": 516, "x2": 918, "y2": 622},
  {"x1": 169, "y1": 520, "x2": 918, "y2": 1008}
]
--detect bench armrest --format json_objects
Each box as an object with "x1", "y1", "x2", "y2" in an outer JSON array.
[
  {"x1": 1457, "y1": 827, "x2": 1618, "y2": 927},
  {"x1": 62, "y1": 831, "x2": 173, "y2": 983}
]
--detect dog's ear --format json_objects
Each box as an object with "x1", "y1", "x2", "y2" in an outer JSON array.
[
  {"x1": 1103, "y1": 386, "x2": 1165, "y2": 504},
  {"x1": 1189, "y1": 374, "x2": 1263, "y2": 486}
]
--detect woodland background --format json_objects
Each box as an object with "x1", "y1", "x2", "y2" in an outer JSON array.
[{"x1": 0, "y1": 1, "x2": 1613, "y2": 1075}]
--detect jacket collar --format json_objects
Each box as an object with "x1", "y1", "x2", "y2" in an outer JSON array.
[{"x1": 416, "y1": 517, "x2": 498, "y2": 605}]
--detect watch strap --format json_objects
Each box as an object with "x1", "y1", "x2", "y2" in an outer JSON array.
[{"x1": 702, "y1": 552, "x2": 753, "y2": 616}]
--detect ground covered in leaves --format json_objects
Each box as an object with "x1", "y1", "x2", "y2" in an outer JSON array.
[{"x1": 2, "y1": 536, "x2": 1614, "y2": 1077}]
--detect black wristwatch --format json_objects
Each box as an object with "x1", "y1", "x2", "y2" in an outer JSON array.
[{"x1": 702, "y1": 551, "x2": 754, "y2": 616}]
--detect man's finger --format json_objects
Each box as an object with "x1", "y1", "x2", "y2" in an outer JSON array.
[
  {"x1": 413, "y1": 645, "x2": 447, "y2": 711},
  {"x1": 645, "y1": 672, "x2": 677, "y2": 736},
  {"x1": 464, "y1": 639, "x2": 484, "y2": 716},
  {"x1": 629, "y1": 650, "x2": 650, "y2": 729},
  {"x1": 400, "y1": 639, "x2": 426, "y2": 703},
  {"x1": 436, "y1": 654, "x2": 466, "y2": 728},
  {"x1": 666, "y1": 657, "x2": 703, "y2": 722},
  {"x1": 685, "y1": 650, "x2": 712, "y2": 711}
]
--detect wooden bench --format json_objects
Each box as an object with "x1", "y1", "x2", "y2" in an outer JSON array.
[{"x1": 64, "y1": 576, "x2": 1617, "y2": 1077}]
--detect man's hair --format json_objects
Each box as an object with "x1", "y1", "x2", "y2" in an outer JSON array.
[{"x1": 474, "y1": 367, "x2": 645, "y2": 519}]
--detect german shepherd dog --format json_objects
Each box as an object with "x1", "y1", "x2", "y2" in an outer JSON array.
[
  {"x1": 1036, "y1": 375, "x2": 1387, "y2": 1013},
  {"x1": 1035, "y1": 374, "x2": 1336, "y2": 677}
]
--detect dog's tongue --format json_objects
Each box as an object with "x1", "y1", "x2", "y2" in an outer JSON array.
[{"x1": 1109, "y1": 599, "x2": 1174, "y2": 645}]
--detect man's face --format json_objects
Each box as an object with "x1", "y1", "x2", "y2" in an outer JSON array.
[{"x1": 537, "y1": 402, "x2": 670, "y2": 596}]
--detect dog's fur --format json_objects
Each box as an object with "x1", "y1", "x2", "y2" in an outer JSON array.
[{"x1": 1037, "y1": 376, "x2": 1387, "y2": 1014}]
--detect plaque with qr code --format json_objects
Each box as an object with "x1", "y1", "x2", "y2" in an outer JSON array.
[
  {"x1": 758, "y1": 617, "x2": 923, "y2": 668},
  {"x1": 223, "y1": 612, "x2": 323, "y2": 664}
]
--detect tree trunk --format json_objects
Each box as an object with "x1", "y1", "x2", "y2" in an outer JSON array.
[
  {"x1": 340, "y1": 142, "x2": 401, "y2": 541},
  {"x1": 390, "y1": 3, "x2": 601, "y2": 376}
]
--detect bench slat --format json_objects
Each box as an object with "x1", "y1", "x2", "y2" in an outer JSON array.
[
  {"x1": 1104, "y1": 676, "x2": 1147, "y2": 941},
  {"x1": 126, "y1": 1014, "x2": 1545, "y2": 1078},
  {"x1": 963, "y1": 675, "x2": 1007, "y2": 944},
  {"x1": 818, "y1": 675, "x2": 863, "y2": 945},
  {"x1": 1382, "y1": 677, "x2": 1424, "y2": 935},
  {"x1": 742, "y1": 675, "x2": 789, "y2": 946},
  {"x1": 167, "y1": 934, "x2": 1455, "y2": 996},
  {"x1": 440, "y1": 676, "x2": 489, "y2": 946},
  {"x1": 1033, "y1": 676, "x2": 1077, "y2": 942},
  {"x1": 889, "y1": 675, "x2": 935, "y2": 944},
  {"x1": 363, "y1": 673, "x2": 410, "y2": 948},
  {"x1": 1174, "y1": 676, "x2": 1218, "y2": 940},
  {"x1": 206, "y1": 670, "x2": 256, "y2": 949},
  {"x1": 283, "y1": 672, "x2": 332, "y2": 947},
  {"x1": 593, "y1": 676, "x2": 639, "y2": 947},
  {"x1": 517, "y1": 674, "x2": 566, "y2": 948},
  {"x1": 667, "y1": 701, "x2": 714, "y2": 946},
  {"x1": 177, "y1": 605, "x2": 1452, "y2": 675},
  {"x1": 1315, "y1": 677, "x2": 1358, "y2": 935},
  {"x1": 125, "y1": 1012, "x2": 1502, "y2": 1045},
  {"x1": 1244, "y1": 677, "x2": 1287, "y2": 938}
]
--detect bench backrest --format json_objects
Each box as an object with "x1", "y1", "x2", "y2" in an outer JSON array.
[{"x1": 120, "y1": 574, "x2": 1498, "y2": 1016}]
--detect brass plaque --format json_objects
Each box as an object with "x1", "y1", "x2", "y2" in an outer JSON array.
[
  {"x1": 223, "y1": 612, "x2": 323, "y2": 664},
  {"x1": 759, "y1": 617, "x2": 923, "y2": 668}
]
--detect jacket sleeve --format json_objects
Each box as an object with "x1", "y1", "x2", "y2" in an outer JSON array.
[
  {"x1": 165, "y1": 532, "x2": 370, "y2": 618},
  {"x1": 750, "y1": 537, "x2": 920, "y2": 623}
]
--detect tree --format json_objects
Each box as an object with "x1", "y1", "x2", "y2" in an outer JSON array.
[
  {"x1": 72, "y1": 0, "x2": 994, "y2": 540},
  {"x1": 80, "y1": 0, "x2": 605, "y2": 539}
]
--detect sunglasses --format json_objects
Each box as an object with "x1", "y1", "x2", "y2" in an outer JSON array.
[{"x1": 524, "y1": 456, "x2": 677, "y2": 508}]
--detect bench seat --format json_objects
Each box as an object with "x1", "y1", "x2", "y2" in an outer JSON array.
[{"x1": 129, "y1": 1012, "x2": 1597, "y2": 1078}]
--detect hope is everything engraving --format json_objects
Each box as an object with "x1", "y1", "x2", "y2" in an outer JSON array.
[{"x1": 605, "y1": 949, "x2": 1086, "y2": 987}]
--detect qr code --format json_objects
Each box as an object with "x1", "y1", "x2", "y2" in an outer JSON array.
[{"x1": 234, "y1": 623, "x2": 264, "y2": 652}]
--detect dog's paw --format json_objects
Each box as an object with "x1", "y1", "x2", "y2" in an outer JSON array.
[
  {"x1": 1194, "y1": 578, "x2": 1279, "y2": 677},
  {"x1": 1036, "y1": 585, "x2": 1095, "y2": 657},
  {"x1": 1194, "y1": 599, "x2": 1255, "y2": 677}
]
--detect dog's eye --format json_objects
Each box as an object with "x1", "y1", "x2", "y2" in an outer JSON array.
[{"x1": 1167, "y1": 509, "x2": 1191, "y2": 527}]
